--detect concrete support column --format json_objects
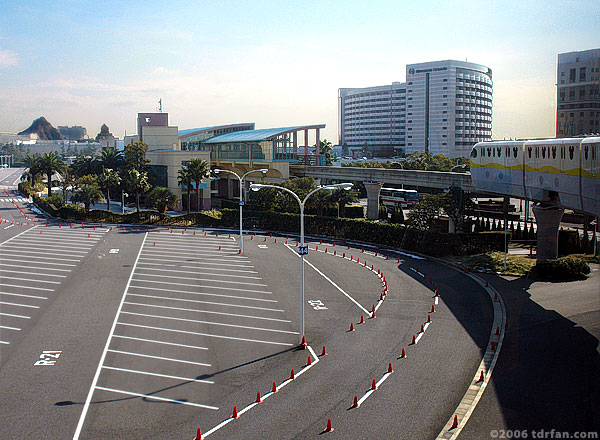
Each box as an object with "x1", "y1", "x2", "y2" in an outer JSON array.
[
  {"x1": 315, "y1": 128, "x2": 320, "y2": 164},
  {"x1": 532, "y1": 204, "x2": 564, "y2": 262},
  {"x1": 293, "y1": 131, "x2": 298, "y2": 154},
  {"x1": 364, "y1": 182, "x2": 383, "y2": 220},
  {"x1": 227, "y1": 178, "x2": 235, "y2": 199},
  {"x1": 304, "y1": 129, "x2": 309, "y2": 164}
]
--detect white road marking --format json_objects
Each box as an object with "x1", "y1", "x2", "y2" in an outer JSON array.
[
  {"x1": 133, "y1": 272, "x2": 267, "y2": 286},
  {"x1": 0, "y1": 276, "x2": 61, "y2": 284},
  {"x1": 101, "y1": 365, "x2": 213, "y2": 383},
  {"x1": 0, "y1": 252, "x2": 80, "y2": 262},
  {"x1": 120, "y1": 311, "x2": 298, "y2": 334},
  {"x1": 149, "y1": 243, "x2": 241, "y2": 251},
  {"x1": 116, "y1": 322, "x2": 294, "y2": 346},
  {"x1": 0, "y1": 291, "x2": 48, "y2": 299},
  {"x1": 4, "y1": 224, "x2": 14, "y2": 229},
  {"x1": 435, "y1": 296, "x2": 439, "y2": 305},
  {"x1": 0, "y1": 312, "x2": 30, "y2": 319},
  {"x1": 415, "y1": 332, "x2": 424, "y2": 344},
  {"x1": 137, "y1": 261, "x2": 257, "y2": 272},
  {"x1": 0, "y1": 245, "x2": 88, "y2": 255},
  {"x1": 0, "y1": 224, "x2": 37, "y2": 245},
  {"x1": 123, "y1": 301, "x2": 291, "y2": 322},
  {"x1": 135, "y1": 267, "x2": 261, "y2": 279},
  {"x1": 0, "y1": 301, "x2": 40, "y2": 308},
  {"x1": 106, "y1": 349, "x2": 211, "y2": 367},
  {"x1": 0, "y1": 263, "x2": 71, "y2": 272},
  {"x1": 73, "y1": 233, "x2": 148, "y2": 440},
  {"x1": 127, "y1": 292, "x2": 282, "y2": 311},
  {"x1": 127, "y1": 286, "x2": 277, "y2": 303},
  {"x1": 0, "y1": 325, "x2": 21, "y2": 330},
  {"x1": 138, "y1": 256, "x2": 253, "y2": 268},
  {"x1": 0, "y1": 340, "x2": 9, "y2": 344},
  {"x1": 94, "y1": 386, "x2": 219, "y2": 410},
  {"x1": 131, "y1": 278, "x2": 271, "y2": 294},
  {"x1": 0, "y1": 283, "x2": 54, "y2": 291},
  {"x1": 112, "y1": 334, "x2": 208, "y2": 350},
  {"x1": 0, "y1": 269, "x2": 66, "y2": 278},
  {"x1": 0, "y1": 258, "x2": 76, "y2": 267},
  {"x1": 285, "y1": 244, "x2": 370, "y2": 314},
  {"x1": 11, "y1": 237, "x2": 95, "y2": 247},
  {"x1": 356, "y1": 372, "x2": 392, "y2": 407}
]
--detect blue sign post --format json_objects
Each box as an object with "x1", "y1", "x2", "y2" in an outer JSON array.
[{"x1": 298, "y1": 245, "x2": 308, "y2": 255}]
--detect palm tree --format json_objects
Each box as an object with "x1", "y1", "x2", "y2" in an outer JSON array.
[
  {"x1": 146, "y1": 187, "x2": 178, "y2": 214},
  {"x1": 71, "y1": 180, "x2": 104, "y2": 212},
  {"x1": 125, "y1": 169, "x2": 151, "y2": 213},
  {"x1": 39, "y1": 152, "x2": 65, "y2": 196},
  {"x1": 177, "y1": 167, "x2": 193, "y2": 213},
  {"x1": 59, "y1": 166, "x2": 76, "y2": 203},
  {"x1": 186, "y1": 158, "x2": 210, "y2": 212},
  {"x1": 98, "y1": 168, "x2": 122, "y2": 212},
  {"x1": 72, "y1": 155, "x2": 99, "y2": 178},
  {"x1": 23, "y1": 153, "x2": 42, "y2": 185},
  {"x1": 101, "y1": 149, "x2": 123, "y2": 171}
]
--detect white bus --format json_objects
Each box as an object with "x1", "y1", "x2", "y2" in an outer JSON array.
[{"x1": 379, "y1": 187, "x2": 419, "y2": 209}]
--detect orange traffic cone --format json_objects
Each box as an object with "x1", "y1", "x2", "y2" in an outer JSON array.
[
  {"x1": 194, "y1": 427, "x2": 204, "y2": 440},
  {"x1": 371, "y1": 378, "x2": 377, "y2": 390},
  {"x1": 348, "y1": 322, "x2": 355, "y2": 332},
  {"x1": 351, "y1": 395, "x2": 359, "y2": 408},
  {"x1": 387, "y1": 362, "x2": 393, "y2": 373},
  {"x1": 232, "y1": 405, "x2": 239, "y2": 419},
  {"x1": 400, "y1": 347, "x2": 406, "y2": 358},
  {"x1": 321, "y1": 346, "x2": 328, "y2": 356},
  {"x1": 450, "y1": 415, "x2": 458, "y2": 429},
  {"x1": 323, "y1": 418, "x2": 334, "y2": 433},
  {"x1": 255, "y1": 391, "x2": 262, "y2": 403}
]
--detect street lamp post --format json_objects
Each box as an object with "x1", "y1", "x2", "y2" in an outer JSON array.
[
  {"x1": 250, "y1": 182, "x2": 353, "y2": 345},
  {"x1": 121, "y1": 191, "x2": 128, "y2": 215},
  {"x1": 213, "y1": 168, "x2": 268, "y2": 253}
]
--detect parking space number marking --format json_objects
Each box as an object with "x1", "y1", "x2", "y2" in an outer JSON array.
[{"x1": 34, "y1": 350, "x2": 62, "y2": 366}]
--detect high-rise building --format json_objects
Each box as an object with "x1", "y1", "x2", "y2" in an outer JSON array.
[
  {"x1": 556, "y1": 49, "x2": 600, "y2": 137},
  {"x1": 338, "y1": 59, "x2": 493, "y2": 158}
]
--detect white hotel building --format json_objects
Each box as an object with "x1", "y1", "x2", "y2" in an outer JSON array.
[{"x1": 339, "y1": 60, "x2": 493, "y2": 158}]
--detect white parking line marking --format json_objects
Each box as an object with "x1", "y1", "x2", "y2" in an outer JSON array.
[
  {"x1": 131, "y1": 278, "x2": 271, "y2": 294},
  {"x1": 0, "y1": 301, "x2": 40, "y2": 308},
  {"x1": 149, "y1": 244, "x2": 241, "y2": 252},
  {"x1": 137, "y1": 261, "x2": 257, "y2": 272},
  {"x1": 126, "y1": 293, "x2": 282, "y2": 311},
  {"x1": 356, "y1": 372, "x2": 392, "y2": 407},
  {"x1": 112, "y1": 335, "x2": 208, "y2": 350},
  {"x1": 0, "y1": 276, "x2": 60, "y2": 284},
  {"x1": 4, "y1": 224, "x2": 14, "y2": 229},
  {"x1": 127, "y1": 286, "x2": 277, "y2": 303},
  {"x1": 0, "y1": 312, "x2": 30, "y2": 319},
  {"x1": 0, "y1": 341, "x2": 9, "y2": 344},
  {"x1": 117, "y1": 322, "x2": 294, "y2": 346},
  {"x1": 123, "y1": 301, "x2": 291, "y2": 322},
  {"x1": 94, "y1": 386, "x2": 218, "y2": 410},
  {"x1": 0, "y1": 325, "x2": 21, "y2": 330},
  {"x1": 73, "y1": 233, "x2": 148, "y2": 440},
  {"x1": 101, "y1": 365, "x2": 214, "y2": 383},
  {"x1": 0, "y1": 245, "x2": 88, "y2": 255},
  {"x1": 107, "y1": 349, "x2": 211, "y2": 367},
  {"x1": 0, "y1": 263, "x2": 72, "y2": 272},
  {"x1": 0, "y1": 225, "x2": 37, "y2": 246},
  {"x1": 415, "y1": 332, "x2": 424, "y2": 344},
  {"x1": 136, "y1": 267, "x2": 261, "y2": 279},
  {"x1": 0, "y1": 252, "x2": 80, "y2": 262},
  {"x1": 0, "y1": 269, "x2": 66, "y2": 278},
  {"x1": 133, "y1": 273, "x2": 267, "y2": 286},
  {"x1": 10, "y1": 238, "x2": 95, "y2": 248},
  {"x1": 0, "y1": 258, "x2": 76, "y2": 267},
  {"x1": 139, "y1": 257, "x2": 254, "y2": 268},
  {"x1": 0, "y1": 283, "x2": 54, "y2": 291},
  {"x1": 120, "y1": 311, "x2": 298, "y2": 334},
  {"x1": 0, "y1": 291, "x2": 48, "y2": 299}
]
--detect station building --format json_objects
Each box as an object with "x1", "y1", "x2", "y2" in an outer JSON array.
[{"x1": 125, "y1": 112, "x2": 325, "y2": 210}]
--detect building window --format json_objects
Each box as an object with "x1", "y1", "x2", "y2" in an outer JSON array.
[
  {"x1": 560, "y1": 90, "x2": 565, "y2": 102},
  {"x1": 569, "y1": 89, "x2": 575, "y2": 100},
  {"x1": 570, "y1": 68, "x2": 576, "y2": 83},
  {"x1": 580, "y1": 87, "x2": 586, "y2": 99},
  {"x1": 443, "y1": 79, "x2": 448, "y2": 82},
  {"x1": 580, "y1": 67, "x2": 586, "y2": 82}
]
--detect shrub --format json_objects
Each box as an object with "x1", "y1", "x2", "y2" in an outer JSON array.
[
  {"x1": 343, "y1": 206, "x2": 364, "y2": 218},
  {"x1": 45, "y1": 193, "x2": 63, "y2": 209},
  {"x1": 529, "y1": 256, "x2": 591, "y2": 281},
  {"x1": 390, "y1": 208, "x2": 404, "y2": 224}
]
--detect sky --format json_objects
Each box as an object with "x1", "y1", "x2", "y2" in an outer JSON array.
[{"x1": 0, "y1": 0, "x2": 599, "y2": 143}]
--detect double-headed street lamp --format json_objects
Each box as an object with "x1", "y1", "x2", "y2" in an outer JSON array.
[
  {"x1": 213, "y1": 168, "x2": 268, "y2": 253},
  {"x1": 250, "y1": 182, "x2": 353, "y2": 345}
]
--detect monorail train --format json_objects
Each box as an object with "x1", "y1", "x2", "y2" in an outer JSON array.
[{"x1": 470, "y1": 136, "x2": 600, "y2": 217}]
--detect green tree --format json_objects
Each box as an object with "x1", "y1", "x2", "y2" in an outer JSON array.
[
  {"x1": 39, "y1": 152, "x2": 65, "y2": 196},
  {"x1": 407, "y1": 194, "x2": 444, "y2": 231},
  {"x1": 58, "y1": 165, "x2": 76, "y2": 202},
  {"x1": 125, "y1": 169, "x2": 151, "y2": 213},
  {"x1": 390, "y1": 207, "x2": 405, "y2": 224},
  {"x1": 177, "y1": 167, "x2": 193, "y2": 213},
  {"x1": 186, "y1": 158, "x2": 210, "y2": 212},
  {"x1": 98, "y1": 168, "x2": 122, "y2": 212},
  {"x1": 123, "y1": 142, "x2": 150, "y2": 172},
  {"x1": 22, "y1": 153, "x2": 42, "y2": 185},
  {"x1": 440, "y1": 186, "x2": 475, "y2": 233},
  {"x1": 316, "y1": 139, "x2": 333, "y2": 166},
  {"x1": 146, "y1": 187, "x2": 178, "y2": 213},
  {"x1": 328, "y1": 187, "x2": 359, "y2": 217},
  {"x1": 101, "y1": 148, "x2": 123, "y2": 171},
  {"x1": 71, "y1": 174, "x2": 104, "y2": 212},
  {"x1": 72, "y1": 155, "x2": 100, "y2": 178}
]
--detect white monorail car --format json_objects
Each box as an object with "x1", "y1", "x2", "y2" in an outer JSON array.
[{"x1": 470, "y1": 136, "x2": 600, "y2": 217}]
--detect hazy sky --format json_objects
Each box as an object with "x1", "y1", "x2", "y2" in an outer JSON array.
[{"x1": 1, "y1": 0, "x2": 598, "y2": 143}]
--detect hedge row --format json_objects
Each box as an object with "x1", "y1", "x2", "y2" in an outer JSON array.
[{"x1": 27, "y1": 192, "x2": 504, "y2": 257}]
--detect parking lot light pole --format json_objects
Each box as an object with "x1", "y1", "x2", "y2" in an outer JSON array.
[
  {"x1": 250, "y1": 182, "x2": 353, "y2": 345},
  {"x1": 213, "y1": 168, "x2": 268, "y2": 253}
]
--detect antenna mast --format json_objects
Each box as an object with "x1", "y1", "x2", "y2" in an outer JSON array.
[{"x1": 158, "y1": 98, "x2": 163, "y2": 112}]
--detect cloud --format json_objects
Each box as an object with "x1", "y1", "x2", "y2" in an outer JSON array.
[
  {"x1": 151, "y1": 66, "x2": 181, "y2": 76},
  {"x1": 0, "y1": 48, "x2": 19, "y2": 67}
]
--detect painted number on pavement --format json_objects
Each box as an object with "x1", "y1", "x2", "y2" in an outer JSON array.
[
  {"x1": 34, "y1": 350, "x2": 62, "y2": 366},
  {"x1": 308, "y1": 300, "x2": 327, "y2": 311},
  {"x1": 109, "y1": 249, "x2": 119, "y2": 254},
  {"x1": 258, "y1": 245, "x2": 268, "y2": 249}
]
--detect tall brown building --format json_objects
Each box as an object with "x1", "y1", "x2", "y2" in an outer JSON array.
[{"x1": 556, "y1": 48, "x2": 600, "y2": 137}]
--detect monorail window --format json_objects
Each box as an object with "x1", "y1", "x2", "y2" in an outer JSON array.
[
  {"x1": 592, "y1": 145, "x2": 597, "y2": 160},
  {"x1": 528, "y1": 147, "x2": 532, "y2": 158},
  {"x1": 535, "y1": 147, "x2": 539, "y2": 158},
  {"x1": 470, "y1": 149, "x2": 477, "y2": 158}
]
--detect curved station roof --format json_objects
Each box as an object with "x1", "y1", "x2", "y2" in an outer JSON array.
[{"x1": 204, "y1": 125, "x2": 326, "y2": 143}]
